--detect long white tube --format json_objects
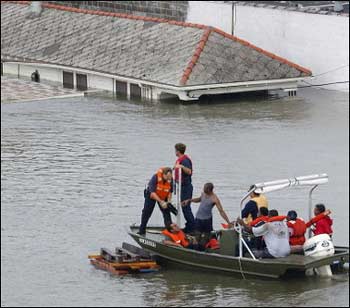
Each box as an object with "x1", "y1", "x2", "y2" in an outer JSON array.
[{"x1": 177, "y1": 167, "x2": 182, "y2": 227}]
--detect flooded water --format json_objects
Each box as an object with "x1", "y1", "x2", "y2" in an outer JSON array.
[{"x1": 1, "y1": 89, "x2": 349, "y2": 307}]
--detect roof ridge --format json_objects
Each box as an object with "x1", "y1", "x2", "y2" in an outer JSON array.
[
  {"x1": 212, "y1": 27, "x2": 312, "y2": 75},
  {"x1": 3, "y1": 1, "x2": 208, "y2": 30},
  {"x1": 4, "y1": 1, "x2": 312, "y2": 80},
  {"x1": 180, "y1": 27, "x2": 212, "y2": 85}
]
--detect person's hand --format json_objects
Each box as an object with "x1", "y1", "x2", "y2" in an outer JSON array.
[
  {"x1": 160, "y1": 201, "x2": 168, "y2": 209},
  {"x1": 227, "y1": 222, "x2": 234, "y2": 228},
  {"x1": 175, "y1": 163, "x2": 183, "y2": 169},
  {"x1": 324, "y1": 209, "x2": 331, "y2": 216},
  {"x1": 236, "y1": 218, "x2": 244, "y2": 226},
  {"x1": 181, "y1": 199, "x2": 190, "y2": 207}
]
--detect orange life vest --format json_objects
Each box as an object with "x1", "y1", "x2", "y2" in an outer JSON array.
[
  {"x1": 162, "y1": 229, "x2": 189, "y2": 247},
  {"x1": 250, "y1": 215, "x2": 269, "y2": 226},
  {"x1": 155, "y1": 168, "x2": 172, "y2": 201},
  {"x1": 287, "y1": 218, "x2": 307, "y2": 246}
]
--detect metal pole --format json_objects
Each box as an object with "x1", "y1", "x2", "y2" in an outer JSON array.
[
  {"x1": 177, "y1": 167, "x2": 182, "y2": 227},
  {"x1": 239, "y1": 189, "x2": 254, "y2": 258},
  {"x1": 308, "y1": 185, "x2": 318, "y2": 238}
]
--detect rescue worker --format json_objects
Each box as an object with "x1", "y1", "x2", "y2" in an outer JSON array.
[
  {"x1": 162, "y1": 223, "x2": 199, "y2": 250},
  {"x1": 306, "y1": 204, "x2": 333, "y2": 236},
  {"x1": 286, "y1": 210, "x2": 307, "y2": 253},
  {"x1": 241, "y1": 185, "x2": 268, "y2": 224},
  {"x1": 237, "y1": 209, "x2": 290, "y2": 259},
  {"x1": 182, "y1": 182, "x2": 232, "y2": 233},
  {"x1": 174, "y1": 143, "x2": 195, "y2": 233},
  {"x1": 138, "y1": 167, "x2": 173, "y2": 235}
]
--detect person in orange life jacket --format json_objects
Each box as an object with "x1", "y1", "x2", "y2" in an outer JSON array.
[
  {"x1": 162, "y1": 223, "x2": 199, "y2": 250},
  {"x1": 241, "y1": 185, "x2": 268, "y2": 225},
  {"x1": 285, "y1": 210, "x2": 307, "y2": 253},
  {"x1": 183, "y1": 182, "x2": 232, "y2": 234},
  {"x1": 138, "y1": 167, "x2": 173, "y2": 235},
  {"x1": 174, "y1": 143, "x2": 195, "y2": 233},
  {"x1": 306, "y1": 204, "x2": 333, "y2": 236}
]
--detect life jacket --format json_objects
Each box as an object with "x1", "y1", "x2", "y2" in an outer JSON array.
[
  {"x1": 174, "y1": 154, "x2": 192, "y2": 182},
  {"x1": 251, "y1": 195, "x2": 268, "y2": 209},
  {"x1": 250, "y1": 215, "x2": 269, "y2": 226},
  {"x1": 162, "y1": 229, "x2": 189, "y2": 247},
  {"x1": 243, "y1": 195, "x2": 268, "y2": 224},
  {"x1": 155, "y1": 168, "x2": 172, "y2": 201},
  {"x1": 205, "y1": 238, "x2": 220, "y2": 250},
  {"x1": 268, "y1": 215, "x2": 287, "y2": 222},
  {"x1": 287, "y1": 218, "x2": 307, "y2": 246}
]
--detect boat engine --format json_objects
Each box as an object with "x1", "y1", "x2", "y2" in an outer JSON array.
[{"x1": 303, "y1": 234, "x2": 335, "y2": 277}]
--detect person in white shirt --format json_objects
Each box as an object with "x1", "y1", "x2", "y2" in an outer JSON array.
[{"x1": 236, "y1": 209, "x2": 290, "y2": 258}]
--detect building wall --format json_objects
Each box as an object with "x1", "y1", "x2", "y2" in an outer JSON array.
[
  {"x1": 232, "y1": 5, "x2": 349, "y2": 91},
  {"x1": 187, "y1": 1, "x2": 233, "y2": 33},
  {"x1": 48, "y1": 1, "x2": 189, "y2": 21}
]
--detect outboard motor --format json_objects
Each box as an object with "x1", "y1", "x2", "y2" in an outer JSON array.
[{"x1": 303, "y1": 234, "x2": 335, "y2": 277}]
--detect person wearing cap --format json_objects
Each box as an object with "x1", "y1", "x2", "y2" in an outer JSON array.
[
  {"x1": 241, "y1": 185, "x2": 269, "y2": 224},
  {"x1": 138, "y1": 167, "x2": 173, "y2": 235},
  {"x1": 174, "y1": 143, "x2": 195, "y2": 233}
]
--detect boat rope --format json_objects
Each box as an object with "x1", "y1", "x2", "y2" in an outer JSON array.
[{"x1": 238, "y1": 257, "x2": 246, "y2": 280}]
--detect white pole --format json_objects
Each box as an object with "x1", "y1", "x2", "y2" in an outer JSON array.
[{"x1": 177, "y1": 167, "x2": 182, "y2": 227}]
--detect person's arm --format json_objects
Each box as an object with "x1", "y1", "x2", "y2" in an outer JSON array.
[
  {"x1": 236, "y1": 218, "x2": 253, "y2": 233},
  {"x1": 182, "y1": 196, "x2": 201, "y2": 206},
  {"x1": 306, "y1": 210, "x2": 331, "y2": 228},
  {"x1": 214, "y1": 195, "x2": 231, "y2": 225},
  {"x1": 175, "y1": 158, "x2": 192, "y2": 175},
  {"x1": 163, "y1": 240, "x2": 182, "y2": 247}
]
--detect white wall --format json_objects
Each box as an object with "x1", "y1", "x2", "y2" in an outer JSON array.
[
  {"x1": 89, "y1": 74, "x2": 114, "y2": 92},
  {"x1": 186, "y1": 4, "x2": 349, "y2": 91},
  {"x1": 233, "y1": 6, "x2": 349, "y2": 91},
  {"x1": 187, "y1": 1, "x2": 233, "y2": 34}
]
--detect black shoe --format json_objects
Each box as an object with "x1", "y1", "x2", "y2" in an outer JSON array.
[{"x1": 137, "y1": 231, "x2": 145, "y2": 236}]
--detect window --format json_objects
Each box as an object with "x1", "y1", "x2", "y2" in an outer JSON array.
[
  {"x1": 116, "y1": 80, "x2": 127, "y2": 97},
  {"x1": 63, "y1": 71, "x2": 74, "y2": 89},
  {"x1": 76, "y1": 73, "x2": 87, "y2": 91},
  {"x1": 130, "y1": 83, "x2": 141, "y2": 99}
]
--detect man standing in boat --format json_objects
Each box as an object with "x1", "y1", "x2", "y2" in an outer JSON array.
[
  {"x1": 174, "y1": 143, "x2": 195, "y2": 233},
  {"x1": 138, "y1": 167, "x2": 173, "y2": 235}
]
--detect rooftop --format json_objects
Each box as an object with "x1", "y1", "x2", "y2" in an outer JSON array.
[{"x1": 1, "y1": 1, "x2": 311, "y2": 87}]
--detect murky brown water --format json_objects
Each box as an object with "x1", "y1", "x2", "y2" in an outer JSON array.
[{"x1": 1, "y1": 89, "x2": 349, "y2": 307}]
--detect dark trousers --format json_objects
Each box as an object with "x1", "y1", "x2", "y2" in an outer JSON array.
[
  {"x1": 180, "y1": 184, "x2": 195, "y2": 233},
  {"x1": 139, "y1": 195, "x2": 172, "y2": 234},
  {"x1": 195, "y1": 217, "x2": 213, "y2": 233}
]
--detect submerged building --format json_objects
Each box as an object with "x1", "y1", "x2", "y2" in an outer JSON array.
[{"x1": 1, "y1": 1, "x2": 312, "y2": 101}]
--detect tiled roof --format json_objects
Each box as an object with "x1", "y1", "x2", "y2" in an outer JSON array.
[{"x1": 1, "y1": 1, "x2": 311, "y2": 86}]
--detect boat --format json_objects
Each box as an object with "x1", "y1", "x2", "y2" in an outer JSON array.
[{"x1": 128, "y1": 173, "x2": 349, "y2": 279}]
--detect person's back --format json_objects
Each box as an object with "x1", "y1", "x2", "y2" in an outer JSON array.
[
  {"x1": 196, "y1": 192, "x2": 215, "y2": 221},
  {"x1": 252, "y1": 210, "x2": 290, "y2": 258}
]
